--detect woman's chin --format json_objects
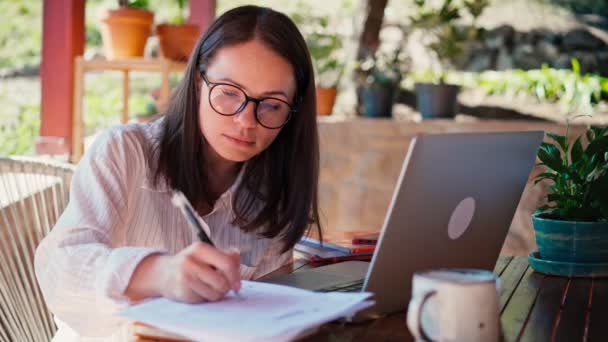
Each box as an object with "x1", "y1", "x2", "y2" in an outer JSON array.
[{"x1": 217, "y1": 149, "x2": 256, "y2": 163}]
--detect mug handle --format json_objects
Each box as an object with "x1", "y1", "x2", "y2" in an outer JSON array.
[{"x1": 406, "y1": 290, "x2": 437, "y2": 342}]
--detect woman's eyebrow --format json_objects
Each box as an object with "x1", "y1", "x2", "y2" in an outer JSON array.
[{"x1": 217, "y1": 76, "x2": 289, "y2": 98}]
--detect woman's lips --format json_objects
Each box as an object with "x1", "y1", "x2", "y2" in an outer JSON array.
[{"x1": 224, "y1": 134, "x2": 255, "y2": 146}]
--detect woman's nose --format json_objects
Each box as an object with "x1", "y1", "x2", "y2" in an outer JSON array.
[{"x1": 233, "y1": 101, "x2": 258, "y2": 128}]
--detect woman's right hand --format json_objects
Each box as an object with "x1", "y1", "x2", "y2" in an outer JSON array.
[{"x1": 126, "y1": 242, "x2": 241, "y2": 303}]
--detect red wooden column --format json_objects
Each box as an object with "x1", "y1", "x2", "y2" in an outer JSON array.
[
  {"x1": 37, "y1": 0, "x2": 84, "y2": 155},
  {"x1": 189, "y1": 0, "x2": 216, "y2": 33}
]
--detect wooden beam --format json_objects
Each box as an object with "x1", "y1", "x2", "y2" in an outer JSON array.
[
  {"x1": 188, "y1": 0, "x2": 216, "y2": 33},
  {"x1": 38, "y1": 0, "x2": 85, "y2": 155}
]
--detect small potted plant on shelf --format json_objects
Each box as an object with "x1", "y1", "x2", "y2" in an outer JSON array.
[
  {"x1": 354, "y1": 38, "x2": 410, "y2": 118},
  {"x1": 101, "y1": 0, "x2": 154, "y2": 59},
  {"x1": 529, "y1": 125, "x2": 608, "y2": 277},
  {"x1": 292, "y1": 12, "x2": 345, "y2": 116},
  {"x1": 410, "y1": 0, "x2": 488, "y2": 119},
  {"x1": 134, "y1": 97, "x2": 162, "y2": 123},
  {"x1": 156, "y1": 0, "x2": 201, "y2": 62}
]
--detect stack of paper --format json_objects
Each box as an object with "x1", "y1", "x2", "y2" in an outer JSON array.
[{"x1": 121, "y1": 280, "x2": 374, "y2": 342}]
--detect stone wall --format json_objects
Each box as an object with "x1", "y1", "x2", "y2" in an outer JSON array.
[
  {"x1": 317, "y1": 118, "x2": 586, "y2": 256},
  {"x1": 460, "y1": 25, "x2": 608, "y2": 75}
]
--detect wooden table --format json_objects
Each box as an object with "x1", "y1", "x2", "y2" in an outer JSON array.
[
  {"x1": 71, "y1": 57, "x2": 187, "y2": 162},
  {"x1": 134, "y1": 256, "x2": 608, "y2": 342}
]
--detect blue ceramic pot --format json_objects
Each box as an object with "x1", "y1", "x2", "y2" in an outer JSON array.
[
  {"x1": 532, "y1": 213, "x2": 608, "y2": 263},
  {"x1": 360, "y1": 83, "x2": 396, "y2": 118},
  {"x1": 415, "y1": 82, "x2": 460, "y2": 119}
]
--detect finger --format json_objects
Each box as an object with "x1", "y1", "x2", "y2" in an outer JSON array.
[
  {"x1": 228, "y1": 252, "x2": 241, "y2": 291},
  {"x1": 191, "y1": 243, "x2": 241, "y2": 289},
  {"x1": 184, "y1": 254, "x2": 231, "y2": 294},
  {"x1": 184, "y1": 272, "x2": 225, "y2": 302}
]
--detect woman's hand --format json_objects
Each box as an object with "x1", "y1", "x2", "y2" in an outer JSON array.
[{"x1": 125, "y1": 242, "x2": 241, "y2": 303}]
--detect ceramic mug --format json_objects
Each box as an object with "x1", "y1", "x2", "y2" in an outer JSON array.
[{"x1": 406, "y1": 268, "x2": 501, "y2": 342}]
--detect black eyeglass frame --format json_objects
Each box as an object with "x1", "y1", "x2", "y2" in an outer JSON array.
[{"x1": 201, "y1": 72, "x2": 296, "y2": 129}]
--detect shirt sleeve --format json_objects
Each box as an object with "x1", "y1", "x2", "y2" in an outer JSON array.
[{"x1": 34, "y1": 127, "x2": 166, "y2": 337}]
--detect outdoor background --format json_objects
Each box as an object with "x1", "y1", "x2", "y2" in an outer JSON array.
[{"x1": 1, "y1": 0, "x2": 608, "y2": 156}]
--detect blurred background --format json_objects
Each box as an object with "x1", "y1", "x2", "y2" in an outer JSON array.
[{"x1": 1, "y1": 0, "x2": 607, "y2": 157}]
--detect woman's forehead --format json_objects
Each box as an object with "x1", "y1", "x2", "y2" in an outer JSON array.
[{"x1": 205, "y1": 40, "x2": 296, "y2": 99}]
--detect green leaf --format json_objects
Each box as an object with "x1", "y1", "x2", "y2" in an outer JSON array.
[
  {"x1": 591, "y1": 126, "x2": 608, "y2": 139},
  {"x1": 538, "y1": 142, "x2": 565, "y2": 172},
  {"x1": 547, "y1": 132, "x2": 568, "y2": 153},
  {"x1": 535, "y1": 204, "x2": 553, "y2": 214},
  {"x1": 570, "y1": 136, "x2": 584, "y2": 164},
  {"x1": 534, "y1": 171, "x2": 557, "y2": 184},
  {"x1": 586, "y1": 135, "x2": 608, "y2": 159},
  {"x1": 571, "y1": 58, "x2": 581, "y2": 75},
  {"x1": 547, "y1": 193, "x2": 564, "y2": 202}
]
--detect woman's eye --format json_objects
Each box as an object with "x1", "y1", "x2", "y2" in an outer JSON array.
[
  {"x1": 261, "y1": 103, "x2": 280, "y2": 112},
  {"x1": 222, "y1": 89, "x2": 239, "y2": 97}
]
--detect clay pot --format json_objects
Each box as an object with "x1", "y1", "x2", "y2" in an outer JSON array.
[
  {"x1": 156, "y1": 24, "x2": 201, "y2": 62},
  {"x1": 101, "y1": 7, "x2": 154, "y2": 59},
  {"x1": 316, "y1": 87, "x2": 338, "y2": 116}
]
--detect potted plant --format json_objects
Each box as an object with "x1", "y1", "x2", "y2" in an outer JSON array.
[
  {"x1": 134, "y1": 98, "x2": 162, "y2": 123},
  {"x1": 355, "y1": 40, "x2": 409, "y2": 118},
  {"x1": 530, "y1": 125, "x2": 608, "y2": 273},
  {"x1": 100, "y1": 0, "x2": 154, "y2": 59},
  {"x1": 410, "y1": 0, "x2": 488, "y2": 119},
  {"x1": 292, "y1": 12, "x2": 344, "y2": 116},
  {"x1": 156, "y1": 0, "x2": 201, "y2": 62}
]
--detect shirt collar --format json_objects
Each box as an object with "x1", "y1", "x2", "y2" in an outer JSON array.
[{"x1": 142, "y1": 161, "x2": 247, "y2": 209}]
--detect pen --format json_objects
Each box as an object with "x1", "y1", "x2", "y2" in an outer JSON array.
[
  {"x1": 171, "y1": 191, "x2": 243, "y2": 298},
  {"x1": 171, "y1": 191, "x2": 214, "y2": 245}
]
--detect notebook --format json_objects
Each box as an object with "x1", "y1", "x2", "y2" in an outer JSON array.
[{"x1": 121, "y1": 280, "x2": 374, "y2": 341}]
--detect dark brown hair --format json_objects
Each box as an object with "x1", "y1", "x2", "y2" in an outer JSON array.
[{"x1": 152, "y1": 5, "x2": 321, "y2": 252}]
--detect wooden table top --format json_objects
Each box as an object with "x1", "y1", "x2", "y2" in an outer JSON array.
[{"x1": 135, "y1": 255, "x2": 608, "y2": 342}]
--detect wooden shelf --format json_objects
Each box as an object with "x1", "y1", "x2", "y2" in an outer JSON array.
[{"x1": 71, "y1": 56, "x2": 187, "y2": 162}]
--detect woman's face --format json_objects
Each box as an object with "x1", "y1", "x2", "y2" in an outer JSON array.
[{"x1": 199, "y1": 39, "x2": 296, "y2": 165}]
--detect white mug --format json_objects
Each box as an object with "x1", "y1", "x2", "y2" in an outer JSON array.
[{"x1": 406, "y1": 268, "x2": 501, "y2": 342}]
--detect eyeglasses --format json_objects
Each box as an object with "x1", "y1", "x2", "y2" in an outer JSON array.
[{"x1": 201, "y1": 73, "x2": 295, "y2": 129}]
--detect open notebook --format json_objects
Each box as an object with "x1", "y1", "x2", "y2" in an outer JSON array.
[{"x1": 121, "y1": 280, "x2": 373, "y2": 342}]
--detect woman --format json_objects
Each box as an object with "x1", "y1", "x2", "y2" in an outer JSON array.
[{"x1": 35, "y1": 5, "x2": 321, "y2": 340}]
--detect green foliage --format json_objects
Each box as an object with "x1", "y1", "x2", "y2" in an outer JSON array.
[
  {"x1": 474, "y1": 59, "x2": 608, "y2": 114},
  {"x1": 85, "y1": 22, "x2": 103, "y2": 47},
  {"x1": 0, "y1": 1, "x2": 41, "y2": 70},
  {"x1": 406, "y1": 59, "x2": 608, "y2": 113},
  {"x1": 535, "y1": 125, "x2": 608, "y2": 222},
  {"x1": 291, "y1": 7, "x2": 345, "y2": 88},
  {"x1": 167, "y1": 0, "x2": 187, "y2": 24},
  {"x1": 546, "y1": 0, "x2": 608, "y2": 16},
  {"x1": 356, "y1": 42, "x2": 410, "y2": 88},
  {"x1": 410, "y1": 0, "x2": 489, "y2": 82},
  {"x1": 118, "y1": 0, "x2": 149, "y2": 9},
  {"x1": 0, "y1": 104, "x2": 40, "y2": 156}
]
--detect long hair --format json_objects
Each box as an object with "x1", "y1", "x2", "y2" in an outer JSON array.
[{"x1": 152, "y1": 5, "x2": 321, "y2": 252}]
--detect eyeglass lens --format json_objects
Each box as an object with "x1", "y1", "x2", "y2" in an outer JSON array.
[{"x1": 209, "y1": 84, "x2": 290, "y2": 128}]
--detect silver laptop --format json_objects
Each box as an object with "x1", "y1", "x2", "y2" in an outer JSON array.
[{"x1": 262, "y1": 131, "x2": 544, "y2": 318}]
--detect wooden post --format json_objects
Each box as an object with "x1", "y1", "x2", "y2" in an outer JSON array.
[
  {"x1": 38, "y1": 0, "x2": 85, "y2": 155},
  {"x1": 121, "y1": 70, "x2": 130, "y2": 124},
  {"x1": 188, "y1": 0, "x2": 216, "y2": 33},
  {"x1": 71, "y1": 56, "x2": 84, "y2": 162}
]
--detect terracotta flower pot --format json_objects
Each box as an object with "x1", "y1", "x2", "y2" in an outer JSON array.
[
  {"x1": 156, "y1": 24, "x2": 201, "y2": 62},
  {"x1": 101, "y1": 7, "x2": 154, "y2": 59},
  {"x1": 315, "y1": 87, "x2": 337, "y2": 116}
]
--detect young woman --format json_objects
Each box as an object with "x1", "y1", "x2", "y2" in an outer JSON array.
[{"x1": 35, "y1": 5, "x2": 322, "y2": 340}]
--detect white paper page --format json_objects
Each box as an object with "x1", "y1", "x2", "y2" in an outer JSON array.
[{"x1": 121, "y1": 281, "x2": 373, "y2": 342}]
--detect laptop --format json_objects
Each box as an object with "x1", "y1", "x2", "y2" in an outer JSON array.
[{"x1": 262, "y1": 130, "x2": 544, "y2": 319}]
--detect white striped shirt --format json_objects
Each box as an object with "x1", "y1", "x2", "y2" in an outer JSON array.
[{"x1": 35, "y1": 119, "x2": 293, "y2": 341}]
